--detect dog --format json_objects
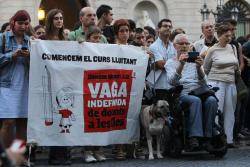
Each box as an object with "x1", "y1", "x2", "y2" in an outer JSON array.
[{"x1": 140, "y1": 100, "x2": 170, "y2": 160}]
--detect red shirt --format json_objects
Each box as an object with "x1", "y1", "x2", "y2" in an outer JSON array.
[{"x1": 59, "y1": 109, "x2": 72, "y2": 118}]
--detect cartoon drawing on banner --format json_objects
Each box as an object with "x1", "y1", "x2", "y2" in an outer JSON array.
[
  {"x1": 42, "y1": 66, "x2": 53, "y2": 126},
  {"x1": 55, "y1": 87, "x2": 76, "y2": 133},
  {"x1": 42, "y1": 65, "x2": 76, "y2": 133}
]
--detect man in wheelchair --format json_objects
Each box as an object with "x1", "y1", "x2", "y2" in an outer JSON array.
[{"x1": 165, "y1": 34, "x2": 218, "y2": 150}]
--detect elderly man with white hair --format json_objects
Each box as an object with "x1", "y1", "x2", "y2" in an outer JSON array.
[{"x1": 165, "y1": 34, "x2": 218, "y2": 149}]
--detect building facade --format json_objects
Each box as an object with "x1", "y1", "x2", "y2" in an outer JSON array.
[{"x1": 0, "y1": 0, "x2": 249, "y2": 40}]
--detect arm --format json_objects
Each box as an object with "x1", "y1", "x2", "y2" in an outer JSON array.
[
  {"x1": 238, "y1": 44, "x2": 245, "y2": 71},
  {"x1": 195, "y1": 56, "x2": 205, "y2": 80},
  {"x1": 70, "y1": 113, "x2": 76, "y2": 121},
  {"x1": 154, "y1": 60, "x2": 166, "y2": 70},
  {"x1": 101, "y1": 35, "x2": 108, "y2": 44},
  {"x1": 0, "y1": 34, "x2": 14, "y2": 68},
  {"x1": 203, "y1": 48, "x2": 213, "y2": 75},
  {"x1": 149, "y1": 45, "x2": 166, "y2": 70}
]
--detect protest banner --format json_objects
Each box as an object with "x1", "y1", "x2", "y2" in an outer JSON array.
[{"x1": 27, "y1": 40, "x2": 148, "y2": 146}]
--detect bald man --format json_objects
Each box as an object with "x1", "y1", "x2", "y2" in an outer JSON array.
[{"x1": 69, "y1": 7, "x2": 107, "y2": 43}]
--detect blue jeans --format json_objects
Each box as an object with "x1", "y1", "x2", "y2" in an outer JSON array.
[{"x1": 180, "y1": 95, "x2": 217, "y2": 138}]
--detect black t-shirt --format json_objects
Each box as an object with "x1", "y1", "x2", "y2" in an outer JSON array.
[
  {"x1": 204, "y1": 37, "x2": 218, "y2": 47},
  {"x1": 102, "y1": 26, "x2": 115, "y2": 44}
]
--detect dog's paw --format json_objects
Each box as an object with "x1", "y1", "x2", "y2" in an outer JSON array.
[
  {"x1": 157, "y1": 153, "x2": 163, "y2": 159},
  {"x1": 148, "y1": 154, "x2": 154, "y2": 160}
]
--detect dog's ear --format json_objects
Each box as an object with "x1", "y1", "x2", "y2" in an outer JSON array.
[{"x1": 150, "y1": 103, "x2": 157, "y2": 115}]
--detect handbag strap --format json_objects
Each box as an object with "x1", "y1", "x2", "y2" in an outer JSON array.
[
  {"x1": 152, "y1": 55, "x2": 156, "y2": 97},
  {"x1": 231, "y1": 44, "x2": 240, "y2": 72}
]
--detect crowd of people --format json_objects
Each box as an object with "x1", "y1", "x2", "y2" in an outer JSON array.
[{"x1": 0, "y1": 3, "x2": 250, "y2": 166}]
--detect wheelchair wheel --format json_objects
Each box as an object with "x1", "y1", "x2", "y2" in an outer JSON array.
[
  {"x1": 212, "y1": 147, "x2": 228, "y2": 158},
  {"x1": 165, "y1": 136, "x2": 183, "y2": 158},
  {"x1": 209, "y1": 133, "x2": 228, "y2": 158}
]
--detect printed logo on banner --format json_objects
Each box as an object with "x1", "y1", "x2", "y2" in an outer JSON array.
[{"x1": 84, "y1": 69, "x2": 133, "y2": 132}]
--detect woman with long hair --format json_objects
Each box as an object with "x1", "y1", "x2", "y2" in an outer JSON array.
[
  {"x1": 45, "y1": 9, "x2": 65, "y2": 40},
  {"x1": 112, "y1": 19, "x2": 130, "y2": 160},
  {"x1": 0, "y1": 10, "x2": 31, "y2": 148},
  {"x1": 44, "y1": 9, "x2": 71, "y2": 165},
  {"x1": 204, "y1": 24, "x2": 238, "y2": 148}
]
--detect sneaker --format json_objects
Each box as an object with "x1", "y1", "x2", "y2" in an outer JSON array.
[
  {"x1": 133, "y1": 146, "x2": 145, "y2": 159},
  {"x1": 83, "y1": 151, "x2": 97, "y2": 163},
  {"x1": 240, "y1": 129, "x2": 250, "y2": 136},
  {"x1": 237, "y1": 133, "x2": 247, "y2": 140},
  {"x1": 94, "y1": 151, "x2": 106, "y2": 162}
]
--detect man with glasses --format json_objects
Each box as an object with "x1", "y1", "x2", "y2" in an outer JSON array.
[
  {"x1": 193, "y1": 20, "x2": 217, "y2": 57},
  {"x1": 165, "y1": 34, "x2": 218, "y2": 149},
  {"x1": 146, "y1": 19, "x2": 176, "y2": 100},
  {"x1": 68, "y1": 7, "x2": 107, "y2": 43}
]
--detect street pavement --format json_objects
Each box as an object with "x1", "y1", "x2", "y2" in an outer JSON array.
[{"x1": 35, "y1": 144, "x2": 250, "y2": 167}]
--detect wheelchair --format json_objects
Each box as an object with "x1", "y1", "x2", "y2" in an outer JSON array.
[{"x1": 159, "y1": 85, "x2": 228, "y2": 158}]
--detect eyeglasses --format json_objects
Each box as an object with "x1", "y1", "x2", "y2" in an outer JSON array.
[
  {"x1": 53, "y1": 17, "x2": 63, "y2": 20},
  {"x1": 230, "y1": 28, "x2": 237, "y2": 31}
]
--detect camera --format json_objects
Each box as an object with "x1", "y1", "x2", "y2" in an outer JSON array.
[{"x1": 186, "y1": 51, "x2": 199, "y2": 63}]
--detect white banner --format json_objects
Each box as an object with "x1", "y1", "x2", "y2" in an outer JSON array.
[{"x1": 27, "y1": 40, "x2": 148, "y2": 146}]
